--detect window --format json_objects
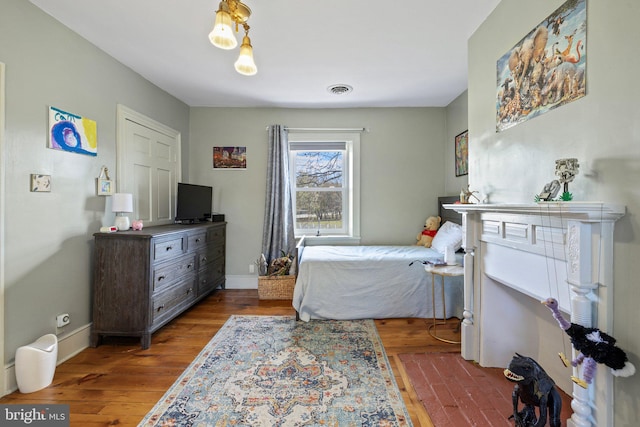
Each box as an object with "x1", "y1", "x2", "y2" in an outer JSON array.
[{"x1": 288, "y1": 131, "x2": 360, "y2": 242}]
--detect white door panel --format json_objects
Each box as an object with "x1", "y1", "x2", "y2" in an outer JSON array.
[{"x1": 117, "y1": 105, "x2": 181, "y2": 226}]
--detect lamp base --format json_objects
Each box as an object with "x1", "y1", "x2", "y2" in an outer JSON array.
[{"x1": 114, "y1": 216, "x2": 130, "y2": 231}]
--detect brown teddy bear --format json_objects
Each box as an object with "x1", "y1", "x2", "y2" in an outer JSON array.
[{"x1": 416, "y1": 215, "x2": 441, "y2": 248}]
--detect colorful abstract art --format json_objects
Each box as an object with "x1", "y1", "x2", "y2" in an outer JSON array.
[
  {"x1": 496, "y1": 0, "x2": 587, "y2": 132},
  {"x1": 139, "y1": 315, "x2": 412, "y2": 426},
  {"x1": 48, "y1": 106, "x2": 97, "y2": 156}
]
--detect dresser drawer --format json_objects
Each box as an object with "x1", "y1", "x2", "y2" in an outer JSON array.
[
  {"x1": 207, "y1": 225, "x2": 225, "y2": 242},
  {"x1": 198, "y1": 257, "x2": 225, "y2": 295},
  {"x1": 198, "y1": 246, "x2": 224, "y2": 268},
  {"x1": 152, "y1": 279, "x2": 197, "y2": 325},
  {"x1": 153, "y1": 236, "x2": 186, "y2": 262},
  {"x1": 152, "y1": 254, "x2": 196, "y2": 293},
  {"x1": 188, "y1": 231, "x2": 208, "y2": 250}
]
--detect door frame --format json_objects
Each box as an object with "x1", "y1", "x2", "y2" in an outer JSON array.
[{"x1": 0, "y1": 62, "x2": 7, "y2": 394}]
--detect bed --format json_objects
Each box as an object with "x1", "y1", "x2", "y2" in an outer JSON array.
[{"x1": 293, "y1": 196, "x2": 464, "y2": 322}]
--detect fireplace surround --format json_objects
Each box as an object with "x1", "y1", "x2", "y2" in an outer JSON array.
[{"x1": 446, "y1": 202, "x2": 625, "y2": 427}]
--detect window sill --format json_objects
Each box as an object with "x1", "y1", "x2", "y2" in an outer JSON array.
[{"x1": 296, "y1": 235, "x2": 361, "y2": 246}]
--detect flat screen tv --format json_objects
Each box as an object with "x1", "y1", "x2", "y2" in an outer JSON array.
[{"x1": 175, "y1": 183, "x2": 212, "y2": 223}]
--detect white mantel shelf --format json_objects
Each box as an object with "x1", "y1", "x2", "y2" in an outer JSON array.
[
  {"x1": 443, "y1": 201, "x2": 625, "y2": 427},
  {"x1": 444, "y1": 202, "x2": 625, "y2": 221}
]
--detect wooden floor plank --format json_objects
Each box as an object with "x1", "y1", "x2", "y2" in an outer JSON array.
[{"x1": 0, "y1": 289, "x2": 460, "y2": 426}]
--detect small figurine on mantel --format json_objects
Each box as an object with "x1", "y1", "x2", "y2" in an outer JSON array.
[
  {"x1": 554, "y1": 158, "x2": 580, "y2": 201},
  {"x1": 535, "y1": 158, "x2": 580, "y2": 202},
  {"x1": 459, "y1": 185, "x2": 480, "y2": 204}
]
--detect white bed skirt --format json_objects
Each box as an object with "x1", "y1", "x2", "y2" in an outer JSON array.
[{"x1": 293, "y1": 245, "x2": 464, "y2": 322}]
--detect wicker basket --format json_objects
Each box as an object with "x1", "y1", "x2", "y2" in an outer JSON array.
[{"x1": 258, "y1": 275, "x2": 296, "y2": 300}]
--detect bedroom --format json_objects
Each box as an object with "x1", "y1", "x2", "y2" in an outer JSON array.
[{"x1": 1, "y1": 0, "x2": 639, "y2": 425}]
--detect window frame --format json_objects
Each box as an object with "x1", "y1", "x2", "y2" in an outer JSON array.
[{"x1": 288, "y1": 131, "x2": 360, "y2": 244}]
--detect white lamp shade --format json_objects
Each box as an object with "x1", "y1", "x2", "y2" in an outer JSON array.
[
  {"x1": 234, "y1": 35, "x2": 257, "y2": 76},
  {"x1": 209, "y1": 10, "x2": 237, "y2": 49},
  {"x1": 112, "y1": 193, "x2": 133, "y2": 213}
]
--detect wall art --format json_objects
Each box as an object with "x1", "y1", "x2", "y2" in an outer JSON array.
[
  {"x1": 48, "y1": 106, "x2": 97, "y2": 156},
  {"x1": 30, "y1": 174, "x2": 51, "y2": 192},
  {"x1": 213, "y1": 146, "x2": 247, "y2": 169},
  {"x1": 496, "y1": 0, "x2": 586, "y2": 132},
  {"x1": 455, "y1": 130, "x2": 468, "y2": 177},
  {"x1": 96, "y1": 166, "x2": 114, "y2": 196}
]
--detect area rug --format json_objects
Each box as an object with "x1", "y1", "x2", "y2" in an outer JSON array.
[
  {"x1": 398, "y1": 352, "x2": 572, "y2": 426},
  {"x1": 139, "y1": 315, "x2": 412, "y2": 426}
]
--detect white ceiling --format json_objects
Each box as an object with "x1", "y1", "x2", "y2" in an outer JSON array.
[{"x1": 29, "y1": 0, "x2": 500, "y2": 108}]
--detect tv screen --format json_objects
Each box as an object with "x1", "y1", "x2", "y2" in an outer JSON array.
[{"x1": 175, "y1": 183, "x2": 213, "y2": 223}]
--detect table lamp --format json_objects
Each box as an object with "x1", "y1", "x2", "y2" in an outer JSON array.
[{"x1": 112, "y1": 193, "x2": 133, "y2": 231}]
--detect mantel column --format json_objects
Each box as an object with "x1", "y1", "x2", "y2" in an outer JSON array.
[
  {"x1": 565, "y1": 219, "x2": 614, "y2": 427},
  {"x1": 459, "y1": 210, "x2": 478, "y2": 361}
]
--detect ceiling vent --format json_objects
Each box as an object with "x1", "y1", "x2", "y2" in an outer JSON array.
[{"x1": 327, "y1": 84, "x2": 353, "y2": 95}]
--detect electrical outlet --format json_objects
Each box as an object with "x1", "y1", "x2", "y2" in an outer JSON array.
[
  {"x1": 249, "y1": 264, "x2": 255, "y2": 274},
  {"x1": 56, "y1": 313, "x2": 70, "y2": 328}
]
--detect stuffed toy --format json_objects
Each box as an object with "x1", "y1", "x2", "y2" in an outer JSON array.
[{"x1": 416, "y1": 215, "x2": 441, "y2": 248}]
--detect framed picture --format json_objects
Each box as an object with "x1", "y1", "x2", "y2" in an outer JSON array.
[
  {"x1": 30, "y1": 174, "x2": 51, "y2": 192},
  {"x1": 96, "y1": 178, "x2": 113, "y2": 195},
  {"x1": 96, "y1": 166, "x2": 113, "y2": 195},
  {"x1": 455, "y1": 130, "x2": 468, "y2": 177},
  {"x1": 213, "y1": 146, "x2": 247, "y2": 169}
]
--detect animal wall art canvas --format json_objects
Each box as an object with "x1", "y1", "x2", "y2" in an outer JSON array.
[
  {"x1": 496, "y1": 0, "x2": 586, "y2": 132},
  {"x1": 48, "y1": 106, "x2": 98, "y2": 156}
]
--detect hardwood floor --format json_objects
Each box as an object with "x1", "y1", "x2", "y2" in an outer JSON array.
[{"x1": 0, "y1": 289, "x2": 461, "y2": 426}]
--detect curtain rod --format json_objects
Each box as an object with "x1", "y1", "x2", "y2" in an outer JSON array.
[{"x1": 265, "y1": 126, "x2": 367, "y2": 132}]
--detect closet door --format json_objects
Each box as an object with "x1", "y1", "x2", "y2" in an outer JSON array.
[{"x1": 117, "y1": 105, "x2": 181, "y2": 225}]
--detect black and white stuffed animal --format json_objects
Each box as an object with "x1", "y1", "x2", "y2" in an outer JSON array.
[{"x1": 542, "y1": 297, "x2": 635, "y2": 388}]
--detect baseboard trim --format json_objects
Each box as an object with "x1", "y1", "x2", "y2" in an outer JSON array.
[
  {"x1": 3, "y1": 275, "x2": 259, "y2": 395},
  {"x1": 3, "y1": 324, "x2": 91, "y2": 395},
  {"x1": 225, "y1": 274, "x2": 258, "y2": 289}
]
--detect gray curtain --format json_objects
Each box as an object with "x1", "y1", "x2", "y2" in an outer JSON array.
[{"x1": 262, "y1": 125, "x2": 296, "y2": 269}]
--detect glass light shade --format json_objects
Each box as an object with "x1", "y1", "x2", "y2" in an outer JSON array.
[
  {"x1": 209, "y1": 9, "x2": 237, "y2": 49},
  {"x1": 234, "y1": 36, "x2": 257, "y2": 76},
  {"x1": 112, "y1": 193, "x2": 133, "y2": 213}
]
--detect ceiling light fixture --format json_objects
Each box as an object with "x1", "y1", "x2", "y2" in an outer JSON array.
[{"x1": 208, "y1": 0, "x2": 257, "y2": 76}]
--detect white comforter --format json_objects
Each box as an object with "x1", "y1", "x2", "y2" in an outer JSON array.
[{"x1": 293, "y1": 245, "x2": 463, "y2": 322}]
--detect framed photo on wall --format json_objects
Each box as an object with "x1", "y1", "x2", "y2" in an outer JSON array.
[
  {"x1": 455, "y1": 130, "x2": 468, "y2": 177},
  {"x1": 213, "y1": 146, "x2": 247, "y2": 169}
]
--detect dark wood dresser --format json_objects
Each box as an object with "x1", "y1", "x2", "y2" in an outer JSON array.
[{"x1": 90, "y1": 222, "x2": 226, "y2": 349}]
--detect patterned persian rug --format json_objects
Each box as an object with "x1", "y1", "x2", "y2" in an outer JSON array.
[{"x1": 139, "y1": 315, "x2": 412, "y2": 426}]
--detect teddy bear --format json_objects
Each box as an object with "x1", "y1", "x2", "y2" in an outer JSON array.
[{"x1": 416, "y1": 215, "x2": 441, "y2": 248}]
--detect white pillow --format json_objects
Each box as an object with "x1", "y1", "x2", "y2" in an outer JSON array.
[{"x1": 431, "y1": 221, "x2": 463, "y2": 254}]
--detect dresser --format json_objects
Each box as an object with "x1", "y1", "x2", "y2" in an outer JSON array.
[{"x1": 90, "y1": 222, "x2": 226, "y2": 349}]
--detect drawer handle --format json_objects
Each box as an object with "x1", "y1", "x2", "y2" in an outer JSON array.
[
  {"x1": 195, "y1": 238, "x2": 201, "y2": 243},
  {"x1": 157, "y1": 304, "x2": 165, "y2": 312},
  {"x1": 187, "y1": 263, "x2": 194, "y2": 269},
  {"x1": 187, "y1": 287, "x2": 193, "y2": 294},
  {"x1": 166, "y1": 246, "x2": 173, "y2": 251},
  {"x1": 157, "y1": 275, "x2": 166, "y2": 281},
  {"x1": 201, "y1": 256, "x2": 208, "y2": 262}
]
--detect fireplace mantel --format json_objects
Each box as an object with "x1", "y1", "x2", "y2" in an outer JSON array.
[
  {"x1": 445, "y1": 202, "x2": 625, "y2": 427},
  {"x1": 448, "y1": 201, "x2": 625, "y2": 221}
]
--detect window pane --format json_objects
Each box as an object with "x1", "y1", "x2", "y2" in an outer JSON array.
[
  {"x1": 295, "y1": 151, "x2": 343, "y2": 188},
  {"x1": 295, "y1": 190, "x2": 343, "y2": 231}
]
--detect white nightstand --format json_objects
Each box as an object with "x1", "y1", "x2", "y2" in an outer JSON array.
[{"x1": 424, "y1": 263, "x2": 464, "y2": 344}]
